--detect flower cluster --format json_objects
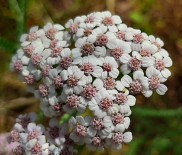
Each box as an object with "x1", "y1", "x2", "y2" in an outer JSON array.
[{"x1": 9, "y1": 11, "x2": 172, "y2": 154}]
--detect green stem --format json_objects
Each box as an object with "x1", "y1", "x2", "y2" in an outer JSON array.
[
  {"x1": 132, "y1": 107, "x2": 182, "y2": 118},
  {"x1": 16, "y1": 0, "x2": 28, "y2": 38}
]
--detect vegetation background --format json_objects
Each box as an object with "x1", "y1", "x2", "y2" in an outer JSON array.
[{"x1": 0, "y1": 0, "x2": 182, "y2": 154}]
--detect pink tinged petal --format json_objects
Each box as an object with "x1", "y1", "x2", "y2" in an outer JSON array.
[
  {"x1": 121, "y1": 75, "x2": 132, "y2": 87},
  {"x1": 76, "y1": 116, "x2": 85, "y2": 125},
  {"x1": 123, "y1": 132, "x2": 132, "y2": 143},
  {"x1": 55, "y1": 32, "x2": 64, "y2": 39},
  {"x1": 87, "y1": 127, "x2": 97, "y2": 137},
  {"x1": 21, "y1": 56, "x2": 30, "y2": 65},
  {"x1": 102, "y1": 71, "x2": 108, "y2": 79},
  {"x1": 156, "y1": 84, "x2": 167, "y2": 95},
  {"x1": 109, "y1": 68, "x2": 119, "y2": 78},
  {"x1": 120, "y1": 104, "x2": 130, "y2": 113},
  {"x1": 95, "y1": 46, "x2": 106, "y2": 56},
  {"x1": 163, "y1": 57, "x2": 172, "y2": 67},
  {"x1": 161, "y1": 68, "x2": 171, "y2": 78},
  {"x1": 76, "y1": 28, "x2": 84, "y2": 37},
  {"x1": 133, "y1": 70, "x2": 144, "y2": 80},
  {"x1": 112, "y1": 15, "x2": 122, "y2": 24},
  {"x1": 73, "y1": 85, "x2": 83, "y2": 94},
  {"x1": 107, "y1": 39, "x2": 117, "y2": 49},
  {"x1": 119, "y1": 54, "x2": 131, "y2": 63},
  {"x1": 142, "y1": 57, "x2": 155, "y2": 67},
  {"x1": 115, "y1": 124, "x2": 125, "y2": 132},
  {"x1": 72, "y1": 48, "x2": 82, "y2": 58},
  {"x1": 93, "y1": 78, "x2": 104, "y2": 90},
  {"x1": 127, "y1": 95, "x2": 136, "y2": 106},
  {"x1": 70, "y1": 132, "x2": 79, "y2": 142},
  {"x1": 116, "y1": 81, "x2": 124, "y2": 91},
  {"x1": 92, "y1": 66, "x2": 103, "y2": 77},
  {"x1": 54, "y1": 24, "x2": 64, "y2": 30},
  {"x1": 143, "y1": 90, "x2": 153, "y2": 97},
  {"x1": 69, "y1": 117, "x2": 77, "y2": 128},
  {"x1": 108, "y1": 25, "x2": 118, "y2": 32},
  {"x1": 61, "y1": 70, "x2": 68, "y2": 80}
]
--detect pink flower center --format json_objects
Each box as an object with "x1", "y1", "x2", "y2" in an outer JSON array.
[
  {"x1": 25, "y1": 75, "x2": 34, "y2": 85},
  {"x1": 14, "y1": 60, "x2": 23, "y2": 72},
  {"x1": 10, "y1": 130, "x2": 20, "y2": 142},
  {"x1": 18, "y1": 117, "x2": 30, "y2": 128},
  {"x1": 46, "y1": 28, "x2": 57, "y2": 40},
  {"x1": 81, "y1": 63, "x2": 94, "y2": 75},
  {"x1": 117, "y1": 31, "x2": 126, "y2": 40},
  {"x1": 76, "y1": 124, "x2": 87, "y2": 137},
  {"x1": 112, "y1": 113, "x2": 124, "y2": 125},
  {"x1": 115, "y1": 93, "x2": 128, "y2": 105},
  {"x1": 38, "y1": 84, "x2": 48, "y2": 97},
  {"x1": 28, "y1": 131, "x2": 39, "y2": 140},
  {"x1": 103, "y1": 77, "x2": 116, "y2": 90},
  {"x1": 23, "y1": 45, "x2": 35, "y2": 57},
  {"x1": 133, "y1": 34, "x2": 144, "y2": 43},
  {"x1": 140, "y1": 49, "x2": 151, "y2": 57},
  {"x1": 51, "y1": 47, "x2": 62, "y2": 57},
  {"x1": 85, "y1": 15, "x2": 94, "y2": 23},
  {"x1": 111, "y1": 48, "x2": 123, "y2": 60},
  {"x1": 27, "y1": 32, "x2": 38, "y2": 41},
  {"x1": 155, "y1": 59, "x2": 165, "y2": 71},
  {"x1": 66, "y1": 94, "x2": 80, "y2": 108},
  {"x1": 50, "y1": 39, "x2": 58, "y2": 49},
  {"x1": 99, "y1": 97, "x2": 113, "y2": 111},
  {"x1": 102, "y1": 17, "x2": 113, "y2": 26},
  {"x1": 54, "y1": 76, "x2": 63, "y2": 88},
  {"x1": 92, "y1": 118, "x2": 104, "y2": 130},
  {"x1": 31, "y1": 54, "x2": 42, "y2": 65},
  {"x1": 103, "y1": 63, "x2": 112, "y2": 72},
  {"x1": 92, "y1": 136, "x2": 102, "y2": 146},
  {"x1": 67, "y1": 75, "x2": 78, "y2": 87},
  {"x1": 128, "y1": 57, "x2": 141, "y2": 71},
  {"x1": 53, "y1": 102, "x2": 63, "y2": 114},
  {"x1": 42, "y1": 65, "x2": 52, "y2": 77},
  {"x1": 60, "y1": 57, "x2": 73, "y2": 69},
  {"x1": 129, "y1": 80, "x2": 142, "y2": 95},
  {"x1": 49, "y1": 127, "x2": 60, "y2": 139},
  {"x1": 31, "y1": 143, "x2": 42, "y2": 154},
  {"x1": 13, "y1": 145, "x2": 23, "y2": 155},
  {"x1": 153, "y1": 41, "x2": 161, "y2": 50},
  {"x1": 149, "y1": 76, "x2": 160, "y2": 89},
  {"x1": 96, "y1": 35, "x2": 108, "y2": 46},
  {"x1": 81, "y1": 43, "x2": 95, "y2": 55},
  {"x1": 84, "y1": 29, "x2": 92, "y2": 36},
  {"x1": 83, "y1": 84, "x2": 97, "y2": 100},
  {"x1": 69, "y1": 24, "x2": 79, "y2": 34},
  {"x1": 112, "y1": 132, "x2": 123, "y2": 144}
]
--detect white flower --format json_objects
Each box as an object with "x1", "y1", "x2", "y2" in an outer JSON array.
[
  {"x1": 100, "y1": 56, "x2": 119, "y2": 79},
  {"x1": 143, "y1": 67, "x2": 168, "y2": 97},
  {"x1": 61, "y1": 66, "x2": 87, "y2": 95},
  {"x1": 121, "y1": 70, "x2": 149, "y2": 95},
  {"x1": 69, "y1": 116, "x2": 91, "y2": 145},
  {"x1": 153, "y1": 50, "x2": 172, "y2": 78},
  {"x1": 95, "y1": 11, "x2": 122, "y2": 32},
  {"x1": 120, "y1": 51, "x2": 143, "y2": 74},
  {"x1": 106, "y1": 131, "x2": 132, "y2": 150},
  {"x1": 148, "y1": 35, "x2": 164, "y2": 50},
  {"x1": 89, "y1": 89, "x2": 115, "y2": 118},
  {"x1": 20, "y1": 26, "x2": 44, "y2": 43},
  {"x1": 110, "y1": 39, "x2": 131, "y2": 63}
]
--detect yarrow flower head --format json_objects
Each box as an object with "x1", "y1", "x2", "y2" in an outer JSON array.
[{"x1": 9, "y1": 11, "x2": 172, "y2": 154}]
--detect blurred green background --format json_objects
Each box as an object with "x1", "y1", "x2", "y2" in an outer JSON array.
[{"x1": 0, "y1": 0, "x2": 182, "y2": 155}]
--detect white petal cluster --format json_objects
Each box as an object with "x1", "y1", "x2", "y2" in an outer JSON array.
[{"x1": 10, "y1": 11, "x2": 172, "y2": 154}]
